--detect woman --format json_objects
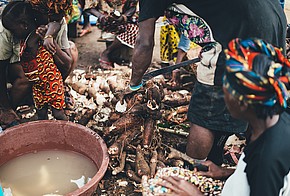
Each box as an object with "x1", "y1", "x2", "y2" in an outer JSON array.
[
  {"x1": 29, "y1": 0, "x2": 78, "y2": 79},
  {"x1": 158, "y1": 38, "x2": 290, "y2": 195},
  {"x1": 0, "y1": 0, "x2": 78, "y2": 126},
  {"x1": 78, "y1": 0, "x2": 99, "y2": 37},
  {"x1": 78, "y1": 0, "x2": 138, "y2": 69},
  {"x1": 2, "y1": 1, "x2": 67, "y2": 120}
]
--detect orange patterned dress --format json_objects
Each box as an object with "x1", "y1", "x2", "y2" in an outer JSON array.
[
  {"x1": 28, "y1": 0, "x2": 72, "y2": 15},
  {"x1": 20, "y1": 45, "x2": 65, "y2": 110}
]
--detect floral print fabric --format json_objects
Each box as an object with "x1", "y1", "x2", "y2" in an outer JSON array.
[{"x1": 166, "y1": 11, "x2": 214, "y2": 44}]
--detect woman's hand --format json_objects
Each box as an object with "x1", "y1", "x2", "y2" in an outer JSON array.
[
  {"x1": 36, "y1": 25, "x2": 56, "y2": 55},
  {"x1": 197, "y1": 160, "x2": 234, "y2": 180},
  {"x1": 157, "y1": 176, "x2": 203, "y2": 196},
  {"x1": 36, "y1": 25, "x2": 48, "y2": 39},
  {"x1": 43, "y1": 35, "x2": 56, "y2": 55},
  {"x1": 0, "y1": 108, "x2": 20, "y2": 130}
]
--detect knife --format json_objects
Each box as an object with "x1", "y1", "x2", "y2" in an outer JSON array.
[
  {"x1": 116, "y1": 57, "x2": 200, "y2": 113},
  {"x1": 142, "y1": 57, "x2": 200, "y2": 81}
]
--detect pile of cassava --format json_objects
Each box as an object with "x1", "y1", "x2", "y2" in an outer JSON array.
[{"x1": 17, "y1": 65, "x2": 244, "y2": 195}]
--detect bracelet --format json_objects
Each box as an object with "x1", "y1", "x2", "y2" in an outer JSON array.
[
  {"x1": 129, "y1": 81, "x2": 143, "y2": 91},
  {"x1": 44, "y1": 35, "x2": 53, "y2": 39}
]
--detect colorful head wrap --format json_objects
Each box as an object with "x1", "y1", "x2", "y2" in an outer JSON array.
[
  {"x1": 224, "y1": 38, "x2": 290, "y2": 110},
  {"x1": 28, "y1": 0, "x2": 72, "y2": 15}
]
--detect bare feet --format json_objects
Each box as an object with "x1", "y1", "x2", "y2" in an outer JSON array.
[
  {"x1": 78, "y1": 28, "x2": 92, "y2": 37},
  {"x1": 99, "y1": 58, "x2": 114, "y2": 70},
  {"x1": 99, "y1": 52, "x2": 114, "y2": 70}
]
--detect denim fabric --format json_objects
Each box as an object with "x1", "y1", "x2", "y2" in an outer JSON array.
[
  {"x1": 187, "y1": 82, "x2": 248, "y2": 133},
  {"x1": 177, "y1": 34, "x2": 191, "y2": 52}
]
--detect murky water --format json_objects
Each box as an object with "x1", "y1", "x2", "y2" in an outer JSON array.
[{"x1": 0, "y1": 150, "x2": 98, "y2": 196}]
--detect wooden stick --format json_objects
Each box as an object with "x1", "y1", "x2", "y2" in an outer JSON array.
[
  {"x1": 163, "y1": 144, "x2": 196, "y2": 165},
  {"x1": 158, "y1": 127, "x2": 189, "y2": 137}
]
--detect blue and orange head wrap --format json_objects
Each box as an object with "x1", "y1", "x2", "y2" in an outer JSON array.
[{"x1": 224, "y1": 38, "x2": 290, "y2": 116}]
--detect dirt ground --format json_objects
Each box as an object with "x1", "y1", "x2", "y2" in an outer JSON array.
[{"x1": 71, "y1": 22, "x2": 162, "y2": 71}]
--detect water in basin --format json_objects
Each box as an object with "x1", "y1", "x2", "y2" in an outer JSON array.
[{"x1": 0, "y1": 149, "x2": 98, "y2": 196}]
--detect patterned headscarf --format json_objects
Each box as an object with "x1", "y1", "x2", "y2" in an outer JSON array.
[
  {"x1": 28, "y1": 0, "x2": 72, "y2": 15},
  {"x1": 224, "y1": 38, "x2": 290, "y2": 109}
]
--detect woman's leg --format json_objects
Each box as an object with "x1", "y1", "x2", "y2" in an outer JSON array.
[
  {"x1": 78, "y1": 0, "x2": 85, "y2": 9},
  {"x1": 79, "y1": 11, "x2": 92, "y2": 37},
  {"x1": 99, "y1": 38, "x2": 123, "y2": 69},
  {"x1": 8, "y1": 63, "x2": 32, "y2": 109},
  {"x1": 67, "y1": 41, "x2": 78, "y2": 78},
  {"x1": 52, "y1": 108, "x2": 67, "y2": 120},
  {"x1": 54, "y1": 42, "x2": 78, "y2": 80},
  {"x1": 186, "y1": 123, "x2": 215, "y2": 161},
  {"x1": 37, "y1": 105, "x2": 48, "y2": 120}
]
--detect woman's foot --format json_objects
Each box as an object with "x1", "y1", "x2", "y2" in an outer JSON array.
[
  {"x1": 99, "y1": 53, "x2": 114, "y2": 70},
  {"x1": 78, "y1": 27, "x2": 92, "y2": 37},
  {"x1": 99, "y1": 58, "x2": 114, "y2": 70},
  {"x1": 52, "y1": 108, "x2": 68, "y2": 120}
]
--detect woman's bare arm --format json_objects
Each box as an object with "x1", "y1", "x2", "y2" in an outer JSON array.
[{"x1": 130, "y1": 18, "x2": 157, "y2": 86}]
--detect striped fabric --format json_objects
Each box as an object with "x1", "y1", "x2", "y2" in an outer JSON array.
[{"x1": 224, "y1": 38, "x2": 290, "y2": 109}]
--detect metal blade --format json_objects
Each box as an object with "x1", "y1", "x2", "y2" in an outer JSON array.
[{"x1": 142, "y1": 57, "x2": 200, "y2": 81}]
